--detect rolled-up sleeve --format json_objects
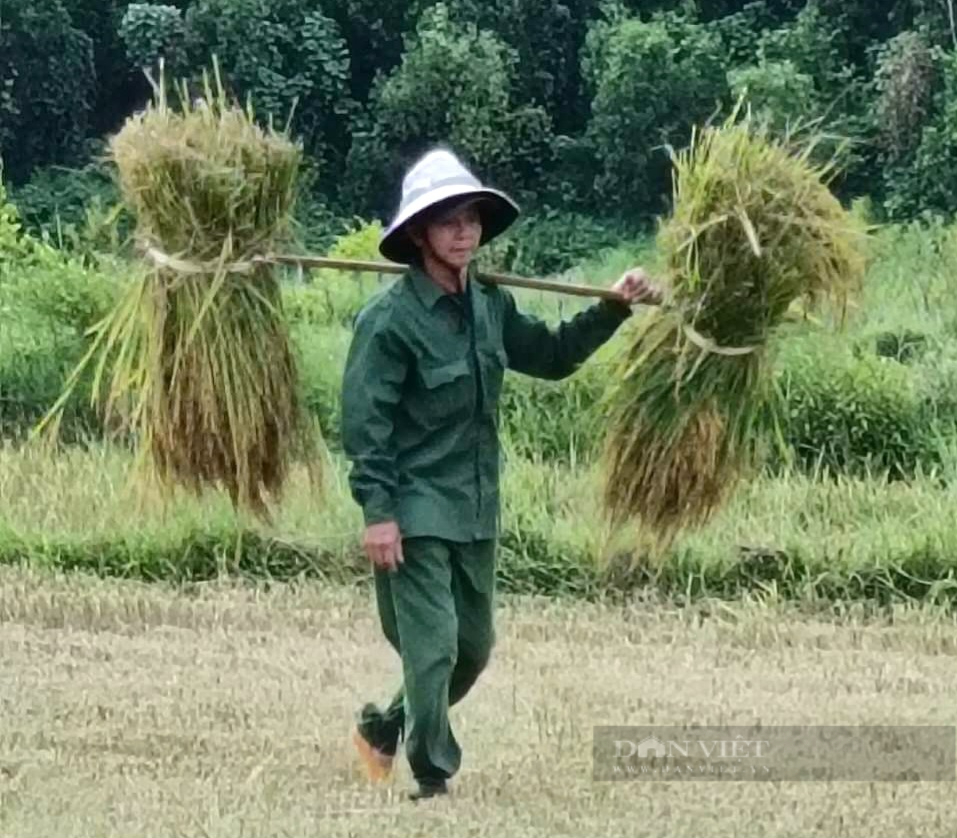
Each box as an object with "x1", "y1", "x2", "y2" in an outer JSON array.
[{"x1": 341, "y1": 305, "x2": 408, "y2": 526}]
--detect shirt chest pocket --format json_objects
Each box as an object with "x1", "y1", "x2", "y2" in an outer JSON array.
[{"x1": 416, "y1": 357, "x2": 475, "y2": 425}]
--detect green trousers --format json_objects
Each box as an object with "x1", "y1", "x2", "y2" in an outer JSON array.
[{"x1": 359, "y1": 537, "x2": 497, "y2": 783}]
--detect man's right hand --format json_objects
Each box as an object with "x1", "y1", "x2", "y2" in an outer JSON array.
[{"x1": 363, "y1": 521, "x2": 404, "y2": 571}]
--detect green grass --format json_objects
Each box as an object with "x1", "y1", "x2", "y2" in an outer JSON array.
[{"x1": 5, "y1": 441, "x2": 957, "y2": 608}]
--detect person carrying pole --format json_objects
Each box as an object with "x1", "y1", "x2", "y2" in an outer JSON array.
[{"x1": 342, "y1": 148, "x2": 661, "y2": 801}]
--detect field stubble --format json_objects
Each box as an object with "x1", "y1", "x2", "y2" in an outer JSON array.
[{"x1": 2, "y1": 569, "x2": 957, "y2": 837}]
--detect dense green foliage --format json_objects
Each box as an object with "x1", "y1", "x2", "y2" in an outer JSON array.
[
  {"x1": 7, "y1": 0, "x2": 957, "y2": 229},
  {"x1": 0, "y1": 1, "x2": 97, "y2": 183},
  {"x1": 344, "y1": 5, "x2": 554, "y2": 214}
]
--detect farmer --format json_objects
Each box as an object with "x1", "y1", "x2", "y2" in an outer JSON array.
[{"x1": 342, "y1": 148, "x2": 661, "y2": 801}]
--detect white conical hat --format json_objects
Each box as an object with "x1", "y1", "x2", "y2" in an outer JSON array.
[{"x1": 379, "y1": 148, "x2": 520, "y2": 264}]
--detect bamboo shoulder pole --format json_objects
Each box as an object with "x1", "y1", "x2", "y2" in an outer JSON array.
[{"x1": 259, "y1": 253, "x2": 628, "y2": 302}]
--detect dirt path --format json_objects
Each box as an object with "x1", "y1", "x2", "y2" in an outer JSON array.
[{"x1": 1, "y1": 569, "x2": 955, "y2": 837}]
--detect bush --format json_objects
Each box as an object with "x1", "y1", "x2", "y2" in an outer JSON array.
[
  {"x1": 284, "y1": 220, "x2": 390, "y2": 328},
  {"x1": 8, "y1": 160, "x2": 127, "y2": 251},
  {"x1": 0, "y1": 248, "x2": 121, "y2": 440},
  {"x1": 0, "y1": 329, "x2": 101, "y2": 442},
  {"x1": 2, "y1": 258, "x2": 118, "y2": 337},
  {"x1": 583, "y1": 8, "x2": 728, "y2": 216},
  {"x1": 0, "y1": 181, "x2": 31, "y2": 265},
  {"x1": 291, "y1": 325, "x2": 351, "y2": 450},
  {"x1": 321, "y1": 218, "x2": 384, "y2": 263},
  {"x1": 291, "y1": 187, "x2": 353, "y2": 253},
  {"x1": 0, "y1": 188, "x2": 122, "y2": 439},
  {"x1": 478, "y1": 210, "x2": 629, "y2": 276},
  {"x1": 284, "y1": 221, "x2": 390, "y2": 448},
  {"x1": 775, "y1": 339, "x2": 941, "y2": 478},
  {"x1": 1, "y1": 183, "x2": 120, "y2": 333}
]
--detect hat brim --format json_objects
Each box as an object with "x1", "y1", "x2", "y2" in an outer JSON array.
[{"x1": 379, "y1": 186, "x2": 520, "y2": 265}]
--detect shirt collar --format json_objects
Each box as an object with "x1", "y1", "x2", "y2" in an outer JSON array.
[{"x1": 408, "y1": 263, "x2": 477, "y2": 309}]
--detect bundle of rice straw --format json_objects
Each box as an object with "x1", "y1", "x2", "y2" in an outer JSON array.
[
  {"x1": 601, "y1": 115, "x2": 868, "y2": 544},
  {"x1": 43, "y1": 65, "x2": 318, "y2": 516}
]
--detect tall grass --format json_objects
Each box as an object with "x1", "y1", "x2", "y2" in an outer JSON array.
[{"x1": 5, "y1": 440, "x2": 957, "y2": 606}]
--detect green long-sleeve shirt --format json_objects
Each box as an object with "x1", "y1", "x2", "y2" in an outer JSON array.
[{"x1": 340, "y1": 264, "x2": 632, "y2": 542}]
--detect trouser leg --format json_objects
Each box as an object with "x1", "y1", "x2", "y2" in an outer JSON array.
[
  {"x1": 387, "y1": 537, "x2": 460, "y2": 782},
  {"x1": 449, "y1": 538, "x2": 496, "y2": 705},
  {"x1": 364, "y1": 537, "x2": 498, "y2": 781},
  {"x1": 356, "y1": 567, "x2": 405, "y2": 753}
]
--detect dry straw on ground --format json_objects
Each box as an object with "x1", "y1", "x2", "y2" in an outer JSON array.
[
  {"x1": 602, "y1": 115, "x2": 869, "y2": 545},
  {"x1": 40, "y1": 64, "x2": 320, "y2": 517},
  {"x1": 2, "y1": 569, "x2": 955, "y2": 838}
]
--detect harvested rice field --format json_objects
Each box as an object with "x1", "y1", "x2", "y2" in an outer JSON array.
[{"x1": 2, "y1": 568, "x2": 955, "y2": 837}]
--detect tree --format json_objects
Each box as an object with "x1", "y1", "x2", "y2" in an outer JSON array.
[
  {"x1": 755, "y1": 2, "x2": 877, "y2": 195},
  {"x1": 758, "y1": 3, "x2": 859, "y2": 101},
  {"x1": 883, "y1": 49, "x2": 957, "y2": 218},
  {"x1": 583, "y1": 9, "x2": 728, "y2": 216},
  {"x1": 120, "y1": 4, "x2": 188, "y2": 73},
  {"x1": 729, "y1": 60, "x2": 818, "y2": 131},
  {"x1": 0, "y1": 1, "x2": 96, "y2": 184},
  {"x1": 184, "y1": 0, "x2": 352, "y2": 174},
  {"x1": 344, "y1": 4, "x2": 554, "y2": 217},
  {"x1": 405, "y1": 0, "x2": 603, "y2": 134},
  {"x1": 59, "y1": 1, "x2": 190, "y2": 134},
  {"x1": 874, "y1": 31, "x2": 937, "y2": 161},
  {"x1": 322, "y1": 0, "x2": 412, "y2": 102}
]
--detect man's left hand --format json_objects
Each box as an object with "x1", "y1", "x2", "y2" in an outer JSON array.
[{"x1": 612, "y1": 267, "x2": 663, "y2": 307}]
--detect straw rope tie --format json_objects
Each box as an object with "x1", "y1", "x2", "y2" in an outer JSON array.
[
  {"x1": 682, "y1": 323, "x2": 758, "y2": 357},
  {"x1": 145, "y1": 246, "x2": 258, "y2": 275}
]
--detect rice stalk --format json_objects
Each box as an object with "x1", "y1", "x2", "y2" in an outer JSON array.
[
  {"x1": 601, "y1": 114, "x2": 869, "y2": 547},
  {"x1": 37, "y1": 62, "x2": 320, "y2": 518}
]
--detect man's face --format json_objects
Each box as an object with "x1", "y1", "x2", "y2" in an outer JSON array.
[{"x1": 421, "y1": 201, "x2": 483, "y2": 270}]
